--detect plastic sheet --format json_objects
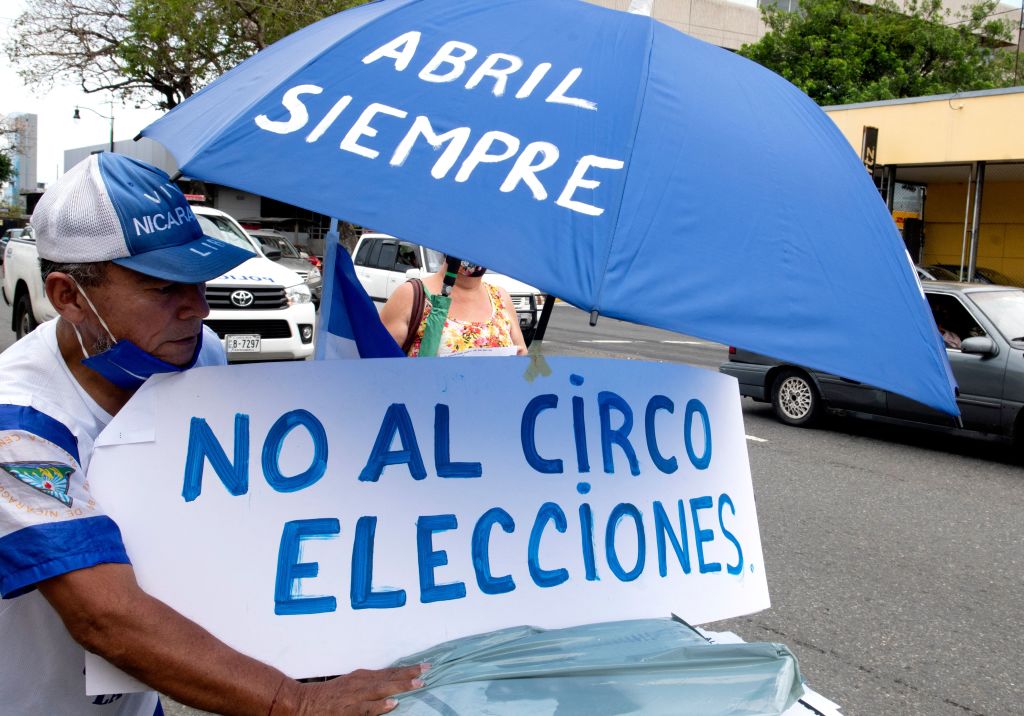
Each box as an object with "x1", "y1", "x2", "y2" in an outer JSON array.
[{"x1": 389, "y1": 618, "x2": 804, "y2": 715}]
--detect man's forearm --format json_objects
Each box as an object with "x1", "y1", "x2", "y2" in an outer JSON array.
[{"x1": 41, "y1": 562, "x2": 301, "y2": 715}]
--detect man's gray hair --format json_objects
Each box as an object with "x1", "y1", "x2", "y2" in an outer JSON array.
[{"x1": 39, "y1": 259, "x2": 108, "y2": 288}]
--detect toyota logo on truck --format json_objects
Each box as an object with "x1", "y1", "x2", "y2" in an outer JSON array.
[{"x1": 230, "y1": 290, "x2": 255, "y2": 307}]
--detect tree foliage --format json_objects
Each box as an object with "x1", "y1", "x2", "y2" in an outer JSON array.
[
  {"x1": 5, "y1": 0, "x2": 367, "y2": 110},
  {"x1": 0, "y1": 117, "x2": 20, "y2": 188},
  {"x1": 0, "y1": 152, "x2": 13, "y2": 189},
  {"x1": 739, "y1": 0, "x2": 1016, "y2": 105}
]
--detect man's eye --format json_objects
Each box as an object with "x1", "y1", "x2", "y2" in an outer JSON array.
[{"x1": 156, "y1": 284, "x2": 177, "y2": 294}]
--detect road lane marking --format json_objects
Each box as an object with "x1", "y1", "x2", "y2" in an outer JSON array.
[
  {"x1": 661, "y1": 340, "x2": 707, "y2": 345},
  {"x1": 745, "y1": 435, "x2": 767, "y2": 443},
  {"x1": 578, "y1": 339, "x2": 634, "y2": 344}
]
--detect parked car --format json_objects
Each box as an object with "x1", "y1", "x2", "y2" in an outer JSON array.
[
  {"x1": 1, "y1": 226, "x2": 31, "y2": 269},
  {"x1": 915, "y1": 264, "x2": 959, "y2": 282},
  {"x1": 192, "y1": 207, "x2": 316, "y2": 361},
  {"x1": 351, "y1": 232, "x2": 546, "y2": 344},
  {"x1": 720, "y1": 282, "x2": 1024, "y2": 447},
  {"x1": 248, "y1": 228, "x2": 322, "y2": 307},
  {"x1": 926, "y1": 264, "x2": 1022, "y2": 287},
  {"x1": 3, "y1": 206, "x2": 316, "y2": 362},
  {"x1": 2, "y1": 226, "x2": 54, "y2": 338}
]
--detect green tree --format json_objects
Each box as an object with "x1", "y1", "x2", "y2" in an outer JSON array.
[
  {"x1": 739, "y1": 0, "x2": 1016, "y2": 105},
  {"x1": 5, "y1": 0, "x2": 368, "y2": 110},
  {"x1": 0, "y1": 117, "x2": 17, "y2": 188},
  {"x1": 0, "y1": 152, "x2": 13, "y2": 188}
]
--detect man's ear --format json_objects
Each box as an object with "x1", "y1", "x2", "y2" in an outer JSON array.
[{"x1": 45, "y1": 273, "x2": 90, "y2": 322}]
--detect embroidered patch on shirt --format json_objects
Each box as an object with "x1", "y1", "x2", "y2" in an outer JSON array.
[{"x1": 1, "y1": 462, "x2": 76, "y2": 506}]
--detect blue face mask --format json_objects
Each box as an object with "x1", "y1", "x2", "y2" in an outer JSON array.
[{"x1": 71, "y1": 282, "x2": 202, "y2": 390}]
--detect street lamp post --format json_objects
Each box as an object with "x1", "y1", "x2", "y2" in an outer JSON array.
[{"x1": 72, "y1": 100, "x2": 115, "y2": 153}]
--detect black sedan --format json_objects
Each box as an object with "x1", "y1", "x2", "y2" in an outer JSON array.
[{"x1": 720, "y1": 283, "x2": 1024, "y2": 447}]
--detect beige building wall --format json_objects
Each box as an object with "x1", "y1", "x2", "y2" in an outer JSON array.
[
  {"x1": 826, "y1": 90, "x2": 1024, "y2": 165},
  {"x1": 585, "y1": 0, "x2": 765, "y2": 50},
  {"x1": 825, "y1": 89, "x2": 1024, "y2": 284},
  {"x1": 919, "y1": 181, "x2": 1024, "y2": 283}
]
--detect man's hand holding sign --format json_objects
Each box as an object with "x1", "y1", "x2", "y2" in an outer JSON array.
[{"x1": 41, "y1": 563, "x2": 426, "y2": 715}]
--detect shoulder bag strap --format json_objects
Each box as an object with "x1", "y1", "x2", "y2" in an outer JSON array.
[{"x1": 402, "y1": 278, "x2": 426, "y2": 354}]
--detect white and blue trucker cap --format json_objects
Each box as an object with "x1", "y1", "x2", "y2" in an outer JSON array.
[{"x1": 32, "y1": 153, "x2": 252, "y2": 283}]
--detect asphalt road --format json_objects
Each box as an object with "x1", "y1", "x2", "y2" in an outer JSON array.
[
  {"x1": 540, "y1": 308, "x2": 1024, "y2": 716},
  {"x1": 2, "y1": 301, "x2": 1020, "y2": 715}
]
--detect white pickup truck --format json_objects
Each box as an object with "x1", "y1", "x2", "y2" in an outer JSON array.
[
  {"x1": 351, "y1": 232, "x2": 545, "y2": 343},
  {"x1": 2, "y1": 205, "x2": 317, "y2": 361}
]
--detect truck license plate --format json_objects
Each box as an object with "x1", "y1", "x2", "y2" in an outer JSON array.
[{"x1": 226, "y1": 334, "x2": 261, "y2": 353}]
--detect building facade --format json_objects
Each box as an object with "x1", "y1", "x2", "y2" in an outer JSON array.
[
  {"x1": 587, "y1": 0, "x2": 765, "y2": 50},
  {"x1": 586, "y1": 0, "x2": 1021, "y2": 52},
  {"x1": 825, "y1": 88, "x2": 1024, "y2": 284}
]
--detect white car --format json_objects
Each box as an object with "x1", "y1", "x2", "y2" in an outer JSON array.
[
  {"x1": 191, "y1": 206, "x2": 317, "y2": 361},
  {"x1": 351, "y1": 232, "x2": 545, "y2": 342},
  {"x1": 4, "y1": 206, "x2": 316, "y2": 361}
]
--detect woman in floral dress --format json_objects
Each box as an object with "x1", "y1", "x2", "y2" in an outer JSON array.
[{"x1": 380, "y1": 258, "x2": 528, "y2": 357}]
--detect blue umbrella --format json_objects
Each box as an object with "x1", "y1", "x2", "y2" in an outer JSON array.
[{"x1": 140, "y1": 0, "x2": 958, "y2": 415}]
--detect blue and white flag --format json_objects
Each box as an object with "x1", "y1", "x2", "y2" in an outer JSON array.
[{"x1": 314, "y1": 223, "x2": 403, "y2": 360}]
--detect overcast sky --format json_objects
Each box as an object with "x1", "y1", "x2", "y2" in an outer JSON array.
[{"x1": 0, "y1": 0, "x2": 164, "y2": 186}]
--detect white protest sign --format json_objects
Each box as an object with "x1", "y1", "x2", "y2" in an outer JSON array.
[{"x1": 86, "y1": 357, "x2": 768, "y2": 693}]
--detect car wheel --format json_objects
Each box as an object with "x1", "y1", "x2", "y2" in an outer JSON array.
[
  {"x1": 771, "y1": 369, "x2": 821, "y2": 427},
  {"x1": 14, "y1": 293, "x2": 38, "y2": 340}
]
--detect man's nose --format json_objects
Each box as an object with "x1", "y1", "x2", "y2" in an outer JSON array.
[{"x1": 179, "y1": 283, "x2": 210, "y2": 320}]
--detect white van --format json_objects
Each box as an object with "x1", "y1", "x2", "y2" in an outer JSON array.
[
  {"x1": 351, "y1": 232, "x2": 545, "y2": 342},
  {"x1": 4, "y1": 206, "x2": 316, "y2": 360}
]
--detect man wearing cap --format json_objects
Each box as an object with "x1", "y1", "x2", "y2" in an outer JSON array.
[{"x1": 0, "y1": 154, "x2": 424, "y2": 715}]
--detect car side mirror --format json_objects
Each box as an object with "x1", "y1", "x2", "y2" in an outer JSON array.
[
  {"x1": 960, "y1": 336, "x2": 997, "y2": 356},
  {"x1": 264, "y1": 248, "x2": 282, "y2": 261},
  {"x1": 405, "y1": 268, "x2": 424, "y2": 279},
  {"x1": 300, "y1": 251, "x2": 309, "y2": 259}
]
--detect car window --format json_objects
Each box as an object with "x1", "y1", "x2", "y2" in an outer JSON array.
[
  {"x1": 354, "y1": 238, "x2": 375, "y2": 266},
  {"x1": 922, "y1": 265, "x2": 959, "y2": 281},
  {"x1": 396, "y1": 242, "x2": 421, "y2": 269},
  {"x1": 968, "y1": 289, "x2": 1024, "y2": 342},
  {"x1": 195, "y1": 214, "x2": 258, "y2": 253},
  {"x1": 424, "y1": 248, "x2": 444, "y2": 273},
  {"x1": 375, "y1": 240, "x2": 399, "y2": 270},
  {"x1": 976, "y1": 267, "x2": 1018, "y2": 287},
  {"x1": 257, "y1": 235, "x2": 301, "y2": 258},
  {"x1": 366, "y1": 239, "x2": 383, "y2": 268},
  {"x1": 927, "y1": 293, "x2": 985, "y2": 349},
  {"x1": 3, "y1": 228, "x2": 33, "y2": 243}
]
